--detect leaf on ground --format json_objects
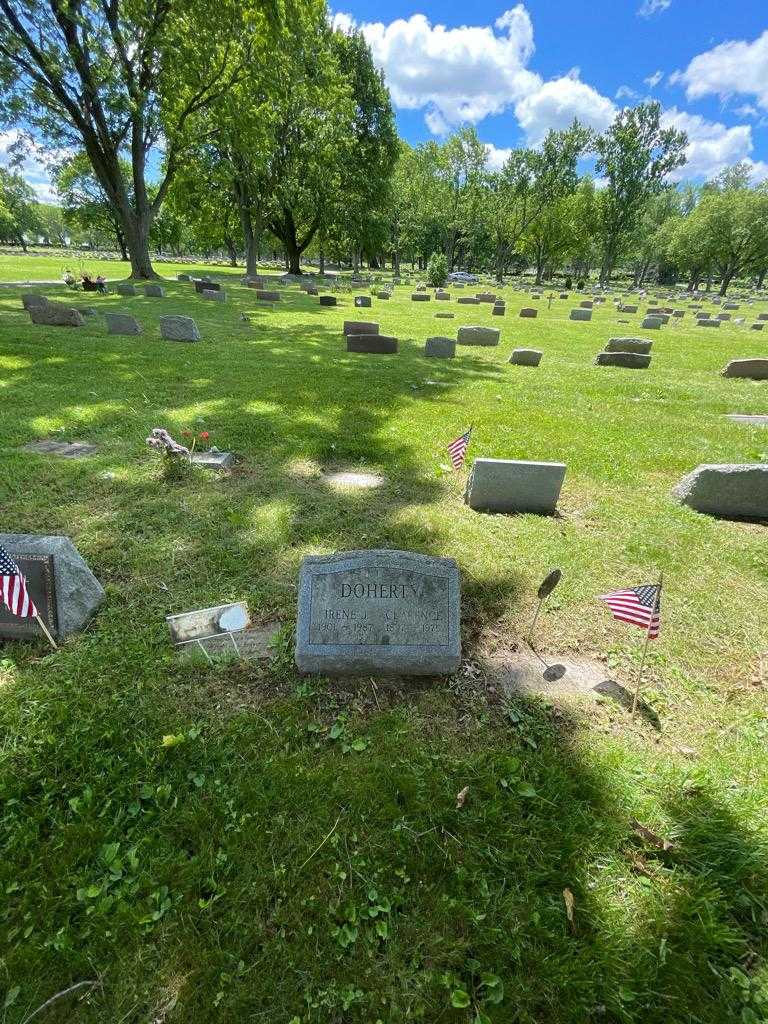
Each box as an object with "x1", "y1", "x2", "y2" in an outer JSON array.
[
  {"x1": 456, "y1": 785, "x2": 469, "y2": 809},
  {"x1": 630, "y1": 818, "x2": 675, "y2": 852},
  {"x1": 627, "y1": 851, "x2": 653, "y2": 877},
  {"x1": 563, "y1": 887, "x2": 575, "y2": 928}
]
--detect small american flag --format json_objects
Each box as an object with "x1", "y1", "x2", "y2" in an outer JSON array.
[
  {"x1": 598, "y1": 584, "x2": 661, "y2": 639},
  {"x1": 447, "y1": 427, "x2": 472, "y2": 470},
  {"x1": 0, "y1": 545, "x2": 38, "y2": 619}
]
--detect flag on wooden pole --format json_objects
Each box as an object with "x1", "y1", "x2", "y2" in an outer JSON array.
[
  {"x1": 0, "y1": 544, "x2": 58, "y2": 650},
  {"x1": 447, "y1": 426, "x2": 473, "y2": 470}
]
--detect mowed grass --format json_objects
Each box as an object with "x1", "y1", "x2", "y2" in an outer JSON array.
[
  {"x1": 1, "y1": 272, "x2": 767, "y2": 1024},
  {"x1": 0, "y1": 251, "x2": 248, "y2": 284}
]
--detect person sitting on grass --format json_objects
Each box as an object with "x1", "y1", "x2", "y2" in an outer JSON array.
[
  {"x1": 95, "y1": 274, "x2": 107, "y2": 294},
  {"x1": 63, "y1": 269, "x2": 78, "y2": 289}
]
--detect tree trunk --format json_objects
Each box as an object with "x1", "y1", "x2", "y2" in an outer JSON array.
[
  {"x1": 319, "y1": 248, "x2": 325, "y2": 276},
  {"x1": 224, "y1": 235, "x2": 238, "y2": 266},
  {"x1": 122, "y1": 214, "x2": 155, "y2": 279},
  {"x1": 757, "y1": 268, "x2": 766, "y2": 289},
  {"x1": 719, "y1": 271, "x2": 733, "y2": 297},
  {"x1": 115, "y1": 225, "x2": 128, "y2": 261}
]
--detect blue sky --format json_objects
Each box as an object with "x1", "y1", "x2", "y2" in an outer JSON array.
[
  {"x1": 2, "y1": 0, "x2": 768, "y2": 198},
  {"x1": 332, "y1": 0, "x2": 768, "y2": 179}
]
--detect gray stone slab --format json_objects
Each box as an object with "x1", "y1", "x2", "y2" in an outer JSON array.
[
  {"x1": 595, "y1": 351, "x2": 651, "y2": 369},
  {"x1": 202, "y1": 288, "x2": 225, "y2": 301},
  {"x1": 23, "y1": 439, "x2": 97, "y2": 458},
  {"x1": 483, "y1": 649, "x2": 614, "y2": 697},
  {"x1": 672, "y1": 464, "x2": 768, "y2": 519},
  {"x1": 295, "y1": 549, "x2": 461, "y2": 676},
  {"x1": 435, "y1": 312, "x2": 455, "y2": 319},
  {"x1": 579, "y1": 300, "x2": 593, "y2": 309},
  {"x1": 0, "y1": 533, "x2": 105, "y2": 638},
  {"x1": 412, "y1": 293, "x2": 430, "y2": 301},
  {"x1": 347, "y1": 334, "x2": 397, "y2": 354},
  {"x1": 354, "y1": 295, "x2": 372, "y2": 308},
  {"x1": 726, "y1": 414, "x2": 768, "y2": 426},
  {"x1": 509, "y1": 348, "x2": 543, "y2": 366},
  {"x1": 758, "y1": 313, "x2": 768, "y2": 320},
  {"x1": 457, "y1": 296, "x2": 480, "y2": 305},
  {"x1": 376, "y1": 291, "x2": 390, "y2": 299},
  {"x1": 717, "y1": 312, "x2": 731, "y2": 320},
  {"x1": 116, "y1": 283, "x2": 137, "y2": 297},
  {"x1": 605, "y1": 337, "x2": 652, "y2": 354},
  {"x1": 22, "y1": 293, "x2": 48, "y2": 311},
  {"x1": 424, "y1": 336, "x2": 455, "y2": 358},
  {"x1": 519, "y1": 307, "x2": 538, "y2": 318},
  {"x1": 256, "y1": 290, "x2": 280, "y2": 301},
  {"x1": 476, "y1": 293, "x2": 497, "y2": 303},
  {"x1": 723, "y1": 302, "x2": 739, "y2": 310},
  {"x1": 325, "y1": 470, "x2": 385, "y2": 489},
  {"x1": 435, "y1": 291, "x2": 451, "y2": 301},
  {"x1": 722, "y1": 358, "x2": 768, "y2": 380},
  {"x1": 105, "y1": 312, "x2": 142, "y2": 336},
  {"x1": 194, "y1": 279, "x2": 220, "y2": 292},
  {"x1": 144, "y1": 284, "x2": 164, "y2": 297},
  {"x1": 465, "y1": 458, "x2": 566, "y2": 514},
  {"x1": 343, "y1": 320, "x2": 379, "y2": 337},
  {"x1": 457, "y1": 326, "x2": 500, "y2": 347},
  {"x1": 618, "y1": 304, "x2": 638, "y2": 313},
  {"x1": 29, "y1": 301, "x2": 84, "y2": 327},
  {"x1": 189, "y1": 450, "x2": 235, "y2": 470},
  {"x1": 492, "y1": 305, "x2": 506, "y2": 316},
  {"x1": 641, "y1": 316, "x2": 662, "y2": 329},
  {"x1": 751, "y1": 323, "x2": 765, "y2": 331},
  {"x1": 569, "y1": 308, "x2": 591, "y2": 321},
  {"x1": 697, "y1": 319, "x2": 721, "y2": 328},
  {"x1": 160, "y1": 315, "x2": 200, "y2": 342},
  {"x1": 319, "y1": 295, "x2": 337, "y2": 306}
]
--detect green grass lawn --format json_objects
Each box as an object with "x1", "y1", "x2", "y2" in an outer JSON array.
[
  {"x1": 1, "y1": 272, "x2": 767, "y2": 1023},
  {"x1": 0, "y1": 251, "x2": 252, "y2": 284}
]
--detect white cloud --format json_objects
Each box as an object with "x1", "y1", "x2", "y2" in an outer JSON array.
[
  {"x1": 671, "y1": 30, "x2": 768, "y2": 110},
  {"x1": 514, "y1": 70, "x2": 617, "y2": 145},
  {"x1": 638, "y1": 0, "x2": 671, "y2": 16},
  {"x1": 484, "y1": 143, "x2": 513, "y2": 171},
  {"x1": 330, "y1": 10, "x2": 356, "y2": 33},
  {"x1": 661, "y1": 107, "x2": 768, "y2": 181},
  {"x1": 615, "y1": 85, "x2": 639, "y2": 100},
  {"x1": 338, "y1": 5, "x2": 540, "y2": 129},
  {"x1": 644, "y1": 70, "x2": 663, "y2": 88},
  {"x1": 734, "y1": 103, "x2": 759, "y2": 118}
]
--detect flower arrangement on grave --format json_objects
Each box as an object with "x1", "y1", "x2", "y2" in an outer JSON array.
[{"x1": 146, "y1": 427, "x2": 191, "y2": 458}]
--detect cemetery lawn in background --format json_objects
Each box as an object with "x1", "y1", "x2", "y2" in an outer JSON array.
[{"x1": 0, "y1": 272, "x2": 767, "y2": 1024}]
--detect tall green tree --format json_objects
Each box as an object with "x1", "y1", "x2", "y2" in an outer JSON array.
[
  {"x1": 0, "y1": 166, "x2": 41, "y2": 248},
  {"x1": 594, "y1": 102, "x2": 687, "y2": 283},
  {"x1": 54, "y1": 153, "x2": 132, "y2": 259},
  {"x1": 328, "y1": 27, "x2": 398, "y2": 269},
  {"x1": 0, "y1": 0, "x2": 274, "y2": 277}
]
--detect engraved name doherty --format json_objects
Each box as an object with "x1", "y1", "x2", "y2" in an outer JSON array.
[{"x1": 296, "y1": 550, "x2": 461, "y2": 676}]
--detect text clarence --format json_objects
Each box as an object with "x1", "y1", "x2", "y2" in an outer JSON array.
[{"x1": 340, "y1": 582, "x2": 420, "y2": 599}]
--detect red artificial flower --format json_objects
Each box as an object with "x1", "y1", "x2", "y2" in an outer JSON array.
[{"x1": 199, "y1": 431, "x2": 210, "y2": 440}]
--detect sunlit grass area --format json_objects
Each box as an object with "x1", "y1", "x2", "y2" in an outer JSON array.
[{"x1": 1, "y1": 271, "x2": 767, "y2": 1023}]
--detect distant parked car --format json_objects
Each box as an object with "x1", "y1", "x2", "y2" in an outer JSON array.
[{"x1": 448, "y1": 271, "x2": 478, "y2": 283}]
